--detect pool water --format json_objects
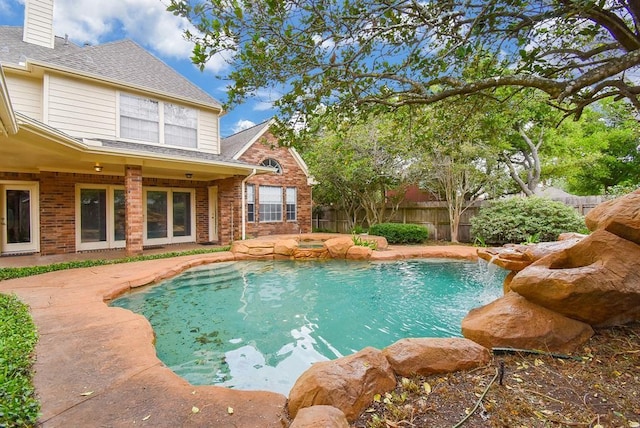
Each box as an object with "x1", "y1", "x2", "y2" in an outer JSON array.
[{"x1": 111, "y1": 259, "x2": 505, "y2": 395}]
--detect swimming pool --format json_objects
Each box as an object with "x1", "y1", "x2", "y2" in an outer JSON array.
[{"x1": 111, "y1": 258, "x2": 505, "y2": 395}]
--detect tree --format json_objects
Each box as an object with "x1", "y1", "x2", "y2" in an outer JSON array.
[
  {"x1": 301, "y1": 111, "x2": 411, "y2": 229},
  {"x1": 492, "y1": 90, "x2": 568, "y2": 196},
  {"x1": 561, "y1": 100, "x2": 640, "y2": 194},
  {"x1": 410, "y1": 97, "x2": 505, "y2": 243},
  {"x1": 168, "y1": 0, "x2": 640, "y2": 124}
]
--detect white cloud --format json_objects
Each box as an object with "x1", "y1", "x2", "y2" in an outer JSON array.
[
  {"x1": 232, "y1": 119, "x2": 256, "y2": 134},
  {"x1": 51, "y1": 0, "x2": 229, "y2": 72}
]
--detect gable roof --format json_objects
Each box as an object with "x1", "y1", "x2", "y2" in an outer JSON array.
[
  {"x1": 0, "y1": 26, "x2": 221, "y2": 109},
  {"x1": 220, "y1": 119, "x2": 273, "y2": 159},
  {"x1": 220, "y1": 118, "x2": 311, "y2": 178}
]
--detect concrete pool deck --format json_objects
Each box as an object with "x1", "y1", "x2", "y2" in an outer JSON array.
[{"x1": 0, "y1": 244, "x2": 478, "y2": 427}]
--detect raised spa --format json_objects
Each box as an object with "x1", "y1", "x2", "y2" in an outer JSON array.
[{"x1": 111, "y1": 258, "x2": 505, "y2": 395}]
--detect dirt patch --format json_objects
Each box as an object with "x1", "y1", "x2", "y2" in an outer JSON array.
[{"x1": 353, "y1": 323, "x2": 640, "y2": 427}]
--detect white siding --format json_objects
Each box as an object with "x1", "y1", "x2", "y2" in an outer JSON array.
[
  {"x1": 46, "y1": 74, "x2": 117, "y2": 139},
  {"x1": 5, "y1": 75, "x2": 42, "y2": 120},
  {"x1": 23, "y1": 0, "x2": 54, "y2": 49},
  {"x1": 199, "y1": 110, "x2": 219, "y2": 154}
]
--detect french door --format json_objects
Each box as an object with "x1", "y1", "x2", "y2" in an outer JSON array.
[
  {"x1": 1, "y1": 183, "x2": 39, "y2": 254},
  {"x1": 144, "y1": 188, "x2": 195, "y2": 245},
  {"x1": 76, "y1": 186, "x2": 125, "y2": 251}
]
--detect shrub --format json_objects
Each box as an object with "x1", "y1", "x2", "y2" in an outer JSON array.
[
  {"x1": 368, "y1": 223, "x2": 429, "y2": 244},
  {"x1": 0, "y1": 294, "x2": 40, "y2": 427},
  {"x1": 470, "y1": 197, "x2": 586, "y2": 245}
]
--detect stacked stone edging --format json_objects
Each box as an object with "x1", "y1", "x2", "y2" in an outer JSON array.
[{"x1": 466, "y1": 190, "x2": 640, "y2": 353}]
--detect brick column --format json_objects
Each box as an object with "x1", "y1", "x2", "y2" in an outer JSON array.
[{"x1": 125, "y1": 165, "x2": 143, "y2": 256}]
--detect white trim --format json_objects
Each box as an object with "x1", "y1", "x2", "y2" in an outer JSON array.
[
  {"x1": 0, "y1": 181, "x2": 40, "y2": 254},
  {"x1": 0, "y1": 65, "x2": 19, "y2": 135},
  {"x1": 232, "y1": 119, "x2": 276, "y2": 160},
  {"x1": 143, "y1": 187, "x2": 196, "y2": 245},
  {"x1": 208, "y1": 186, "x2": 218, "y2": 242},
  {"x1": 75, "y1": 184, "x2": 126, "y2": 251},
  {"x1": 241, "y1": 169, "x2": 257, "y2": 240}
]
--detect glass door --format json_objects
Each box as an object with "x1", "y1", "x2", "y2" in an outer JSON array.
[{"x1": 1, "y1": 183, "x2": 39, "y2": 254}]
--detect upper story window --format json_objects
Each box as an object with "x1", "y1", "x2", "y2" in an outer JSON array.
[
  {"x1": 120, "y1": 94, "x2": 159, "y2": 143},
  {"x1": 120, "y1": 93, "x2": 198, "y2": 148},
  {"x1": 260, "y1": 158, "x2": 282, "y2": 174},
  {"x1": 165, "y1": 103, "x2": 197, "y2": 148}
]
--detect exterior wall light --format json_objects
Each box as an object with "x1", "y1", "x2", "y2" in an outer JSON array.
[
  {"x1": 185, "y1": 173, "x2": 193, "y2": 179},
  {"x1": 94, "y1": 163, "x2": 103, "y2": 172}
]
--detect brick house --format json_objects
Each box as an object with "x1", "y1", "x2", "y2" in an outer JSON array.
[
  {"x1": 221, "y1": 120, "x2": 313, "y2": 239},
  {"x1": 0, "y1": 0, "x2": 312, "y2": 257}
]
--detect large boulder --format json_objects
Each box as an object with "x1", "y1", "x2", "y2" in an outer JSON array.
[
  {"x1": 382, "y1": 338, "x2": 490, "y2": 377},
  {"x1": 585, "y1": 189, "x2": 640, "y2": 245},
  {"x1": 461, "y1": 292, "x2": 594, "y2": 353},
  {"x1": 510, "y1": 229, "x2": 640, "y2": 326},
  {"x1": 287, "y1": 347, "x2": 396, "y2": 422},
  {"x1": 324, "y1": 237, "x2": 354, "y2": 259},
  {"x1": 289, "y1": 406, "x2": 350, "y2": 428}
]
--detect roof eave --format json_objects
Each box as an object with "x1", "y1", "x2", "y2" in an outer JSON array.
[
  {"x1": 16, "y1": 114, "x2": 273, "y2": 174},
  {"x1": 25, "y1": 58, "x2": 223, "y2": 113},
  {"x1": 0, "y1": 65, "x2": 19, "y2": 136}
]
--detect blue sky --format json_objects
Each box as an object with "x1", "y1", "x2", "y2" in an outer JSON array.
[{"x1": 0, "y1": 0, "x2": 277, "y2": 136}]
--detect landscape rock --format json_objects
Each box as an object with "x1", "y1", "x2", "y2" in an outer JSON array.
[
  {"x1": 273, "y1": 238, "x2": 298, "y2": 256},
  {"x1": 289, "y1": 405, "x2": 350, "y2": 428},
  {"x1": 461, "y1": 292, "x2": 594, "y2": 353},
  {"x1": 585, "y1": 189, "x2": 640, "y2": 244},
  {"x1": 324, "y1": 236, "x2": 354, "y2": 258},
  {"x1": 382, "y1": 338, "x2": 490, "y2": 376},
  {"x1": 287, "y1": 347, "x2": 396, "y2": 422},
  {"x1": 510, "y1": 229, "x2": 640, "y2": 326},
  {"x1": 346, "y1": 245, "x2": 372, "y2": 260}
]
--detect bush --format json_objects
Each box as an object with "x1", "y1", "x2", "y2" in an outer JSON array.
[
  {"x1": 0, "y1": 294, "x2": 40, "y2": 427},
  {"x1": 470, "y1": 197, "x2": 586, "y2": 245},
  {"x1": 368, "y1": 223, "x2": 429, "y2": 244}
]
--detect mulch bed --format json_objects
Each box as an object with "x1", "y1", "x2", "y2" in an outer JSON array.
[{"x1": 353, "y1": 323, "x2": 640, "y2": 427}]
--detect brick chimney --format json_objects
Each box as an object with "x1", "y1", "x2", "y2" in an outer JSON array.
[{"x1": 22, "y1": 0, "x2": 55, "y2": 49}]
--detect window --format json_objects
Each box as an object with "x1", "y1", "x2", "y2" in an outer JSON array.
[
  {"x1": 120, "y1": 93, "x2": 198, "y2": 147},
  {"x1": 286, "y1": 187, "x2": 297, "y2": 221},
  {"x1": 260, "y1": 158, "x2": 282, "y2": 174},
  {"x1": 165, "y1": 103, "x2": 197, "y2": 148},
  {"x1": 120, "y1": 94, "x2": 159, "y2": 142},
  {"x1": 259, "y1": 185, "x2": 282, "y2": 222},
  {"x1": 246, "y1": 184, "x2": 255, "y2": 222}
]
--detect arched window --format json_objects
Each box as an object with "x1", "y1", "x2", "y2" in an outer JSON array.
[{"x1": 260, "y1": 158, "x2": 282, "y2": 174}]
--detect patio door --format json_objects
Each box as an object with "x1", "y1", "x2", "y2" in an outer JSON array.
[
  {"x1": 76, "y1": 186, "x2": 125, "y2": 251},
  {"x1": 0, "y1": 183, "x2": 39, "y2": 254}
]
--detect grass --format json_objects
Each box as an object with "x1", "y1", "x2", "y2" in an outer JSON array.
[
  {"x1": 0, "y1": 246, "x2": 230, "y2": 282},
  {"x1": 0, "y1": 245, "x2": 230, "y2": 426},
  {"x1": 0, "y1": 294, "x2": 39, "y2": 427}
]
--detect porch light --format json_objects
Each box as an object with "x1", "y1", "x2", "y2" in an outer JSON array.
[
  {"x1": 94, "y1": 163, "x2": 103, "y2": 172},
  {"x1": 185, "y1": 173, "x2": 193, "y2": 179}
]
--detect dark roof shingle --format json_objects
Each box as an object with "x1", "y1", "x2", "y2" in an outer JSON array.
[{"x1": 0, "y1": 26, "x2": 221, "y2": 108}]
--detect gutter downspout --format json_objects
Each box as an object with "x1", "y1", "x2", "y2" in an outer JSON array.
[{"x1": 241, "y1": 168, "x2": 257, "y2": 240}]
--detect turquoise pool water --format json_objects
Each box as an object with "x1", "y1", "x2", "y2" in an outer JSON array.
[{"x1": 111, "y1": 259, "x2": 505, "y2": 395}]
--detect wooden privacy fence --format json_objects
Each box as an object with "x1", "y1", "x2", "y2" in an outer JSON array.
[{"x1": 313, "y1": 195, "x2": 610, "y2": 243}]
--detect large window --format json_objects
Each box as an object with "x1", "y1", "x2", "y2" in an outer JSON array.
[
  {"x1": 286, "y1": 187, "x2": 297, "y2": 221},
  {"x1": 120, "y1": 94, "x2": 159, "y2": 143},
  {"x1": 246, "y1": 184, "x2": 255, "y2": 222},
  {"x1": 165, "y1": 103, "x2": 197, "y2": 148},
  {"x1": 259, "y1": 185, "x2": 282, "y2": 222},
  {"x1": 120, "y1": 93, "x2": 197, "y2": 147}
]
